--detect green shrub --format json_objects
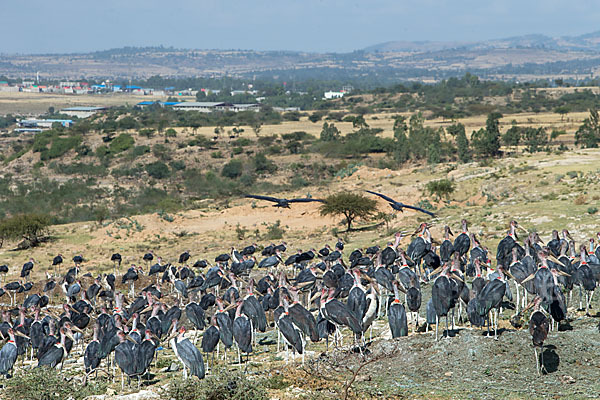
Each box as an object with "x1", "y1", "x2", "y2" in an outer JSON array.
[
  {"x1": 232, "y1": 146, "x2": 244, "y2": 155},
  {"x1": 233, "y1": 137, "x2": 252, "y2": 147},
  {"x1": 426, "y1": 179, "x2": 455, "y2": 199},
  {"x1": 48, "y1": 136, "x2": 81, "y2": 159},
  {"x1": 0, "y1": 213, "x2": 51, "y2": 248},
  {"x1": 132, "y1": 145, "x2": 151, "y2": 157},
  {"x1": 5, "y1": 368, "x2": 106, "y2": 400},
  {"x1": 146, "y1": 161, "x2": 171, "y2": 179},
  {"x1": 282, "y1": 131, "x2": 309, "y2": 141},
  {"x1": 95, "y1": 145, "x2": 110, "y2": 158},
  {"x1": 222, "y1": 159, "x2": 244, "y2": 179},
  {"x1": 166, "y1": 368, "x2": 267, "y2": 400},
  {"x1": 252, "y1": 153, "x2": 277, "y2": 174},
  {"x1": 153, "y1": 143, "x2": 172, "y2": 161},
  {"x1": 165, "y1": 128, "x2": 177, "y2": 137},
  {"x1": 49, "y1": 162, "x2": 107, "y2": 176},
  {"x1": 263, "y1": 220, "x2": 286, "y2": 240},
  {"x1": 588, "y1": 206, "x2": 598, "y2": 215},
  {"x1": 139, "y1": 128, "x2": 155, "y2": 138},
  {"x1": 170, "y1": 160, "x2": 186, "y2": 171},
  {"x1": 109, "y1": 133, "x2": 134, "y2": 153}
]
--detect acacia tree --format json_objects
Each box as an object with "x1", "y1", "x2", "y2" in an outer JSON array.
[{"x1": 320, "y1": 192, "x2": 377, "y2": 231}]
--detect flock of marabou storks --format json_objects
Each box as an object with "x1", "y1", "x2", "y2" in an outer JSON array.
[{"x1": 0, "y1": 190, "x2": 597, "y2": 389}]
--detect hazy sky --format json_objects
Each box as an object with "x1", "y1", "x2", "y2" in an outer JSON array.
[{"x1": 2, "y1": 0, "x2": 599, "y2": 54}]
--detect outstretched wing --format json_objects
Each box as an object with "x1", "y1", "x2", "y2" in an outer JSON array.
[
  {"x1": 399, "y1": 203, "x2": 436, "y2": 217},
  {"x1": 365, "y1": 190, "x2": 397, "y2": 204},
  {"x1": 289, "y1": 198, "x2": 325, "y2": 203},
  {"x1": 245, "y1": 194, "x2": 281, "y2": 203}
]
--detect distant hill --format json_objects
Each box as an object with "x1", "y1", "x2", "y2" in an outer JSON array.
[
  {"x1": 364, "y1": 31, "x2": 600, "y2": 53},
  {"x1": 2, "y1": 31, "x2": 600, "y2": 82}
]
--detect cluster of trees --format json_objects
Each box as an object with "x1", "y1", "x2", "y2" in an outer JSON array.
[
  {"x1": 0, "y1": 214, "x2": 51, "y2": 248},
  {"x1": 318, "y1": 110, "x2": 560, "y2": 167}
]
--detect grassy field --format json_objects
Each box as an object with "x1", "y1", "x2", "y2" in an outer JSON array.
[{"x1": 0, "y1": 91, "x2": 195, "y2": 115}]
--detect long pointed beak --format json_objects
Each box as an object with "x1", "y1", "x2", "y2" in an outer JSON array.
[
  {"x1": 451, "y1": 273, "x2": 464, "y2": 283},
  {"x1": 126, "y1": 335, "x2": 137, "y2": 344},
  {"x1": 309, "y1": 292, "x2": 321, "y2": 303},
  {"x1": 362, "y1": 275, "x2": 374, "y2": 283},
  {"x1": 547, "y1": 255, "x2": 565, "y2": 267},
  {"x1": 65, "y1": 332, "x2": 75, "y2": 341},
  {"x1": 223, "y1": 303, "x2": 237, "y2": 312},
  {"x1": 556, "y1": 270, "x2": 571, "y2": 277},
  {"x1": 396, "y1": 283, "x2": 407, "y2": 293},
  {"x1": 404, "y1": 255, "x2": 415, "y2": 264},
  {"x1": 140, "y1": 306, "x2": 152, "y2": 314},
  {"x1": 70, "y1": 325, "x2": 84, "y2": 333},
  {"x1": 503, "y1": 270, "x2": 516, "y2": 280},
  {"x1": 296, "y1": 281, "x2": 314, "y2": 289},
  {"x1": 518, "y1": 225, "x2": 528, "y2": 233},
  {"x1": 521, "y1": 273, "x2": 535, "y2": 284},
  {"x1": 166, "y1": 332, "x2": 177, "y2": 342},
  {"x1": 14, "y1": 331, "x2": 30, "y2": 340},
  {"x1": 430, "y1": 266, "x2": 443, "y2": 276}
]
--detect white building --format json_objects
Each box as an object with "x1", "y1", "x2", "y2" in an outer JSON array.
[
  {"x1": 60, "y1": 106, "x2": 108, "y2": 118},
  {"x1": 324, "y1": 91, "x2": 345, "y2": 99}
]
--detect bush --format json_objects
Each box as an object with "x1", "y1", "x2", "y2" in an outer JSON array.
[
  {"x1": 233, "y1": 137, "x2": 253, "y2": 147},
  {"x1": 0, "y1": 213, "x2": 51, "y2": 248},
  {"x1": 170, "y1": 160, "x2": 186, "y2": 171},
  {"x1": 146, "y1": 161, "x2": 171, "y2": 179},
  {"x1": 166, "y1": 368, "x2": 267, "y2": 400},
  {"x1": 252, "y1": 153, "x2": 277, "y2": 174},
  {"x1": 222, "y1": 159, "x2": 244, "y2": 179},
  {"x1": 282, "y1": 131, "x2": 310, "y2": 141},
  {"x1": 4, "y1": 368, "x2": 106, "y2": 400},
  {"x1": 165, "y1": 128, "x2": 177, "y2": 137},
  {"x1": 426, "y1": 179, "x2": 455, "y2": 199},
  {"x1": 109, "y1": 133, "x2": 134, "y2": 153},
  {"x1": 263, "y1": 220, "x2": 286, "y2": 240},
  {"x1": 588, "y1": 206, "x2": 598, "y2": 215},
  {"x1": 118, "y1": 115, "x2": 138, "y2": 130},
  {"x1": 153, "y1": 143, "x2": 172, "y2": 161},
  {"x1": 132, "y1": 145, "x2": 151, "y2": 157}
]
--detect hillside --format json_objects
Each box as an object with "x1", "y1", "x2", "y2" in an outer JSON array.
[{"x1": 2, "y1": 31, "x2": 600, "y2": 81}]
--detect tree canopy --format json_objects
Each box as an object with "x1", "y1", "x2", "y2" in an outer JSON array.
[
  {"x1": 319, "y1": 192, "x2": 377, "y2": 231},
  {"x1": 0, "y1": 213, "x2": 51, "y2": 248}
]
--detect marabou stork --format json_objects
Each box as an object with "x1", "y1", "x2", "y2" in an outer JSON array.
[
  {"x1": 169, "y1": 325, "x2": 205, "y2": 379},
  {"x1": 365, "y1": 190, "x2": 436, "y2": 216},
  {"x1": 245, "y1": 194, "x2": 325, "y2": 208}
]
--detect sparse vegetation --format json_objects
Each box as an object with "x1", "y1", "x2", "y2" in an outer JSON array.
[
  {"x1": 4, "y1": 367, "x2": 106, "y2": 400},
  {"x1": 165, "y1": 368, "x2": 267, "y2": 400}
]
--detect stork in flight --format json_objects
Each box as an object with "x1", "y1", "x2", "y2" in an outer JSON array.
[
  {"x1": 365, "y1": 190, "x2": 436, "y2": 217},
  {"x1": 245, "y1": 194, "x2": 325, "y2": 208}
]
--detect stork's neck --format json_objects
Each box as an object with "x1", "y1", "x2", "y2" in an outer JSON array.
[{"x1": 581, "y1": 249, "x2": 588, "y2": 264}]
